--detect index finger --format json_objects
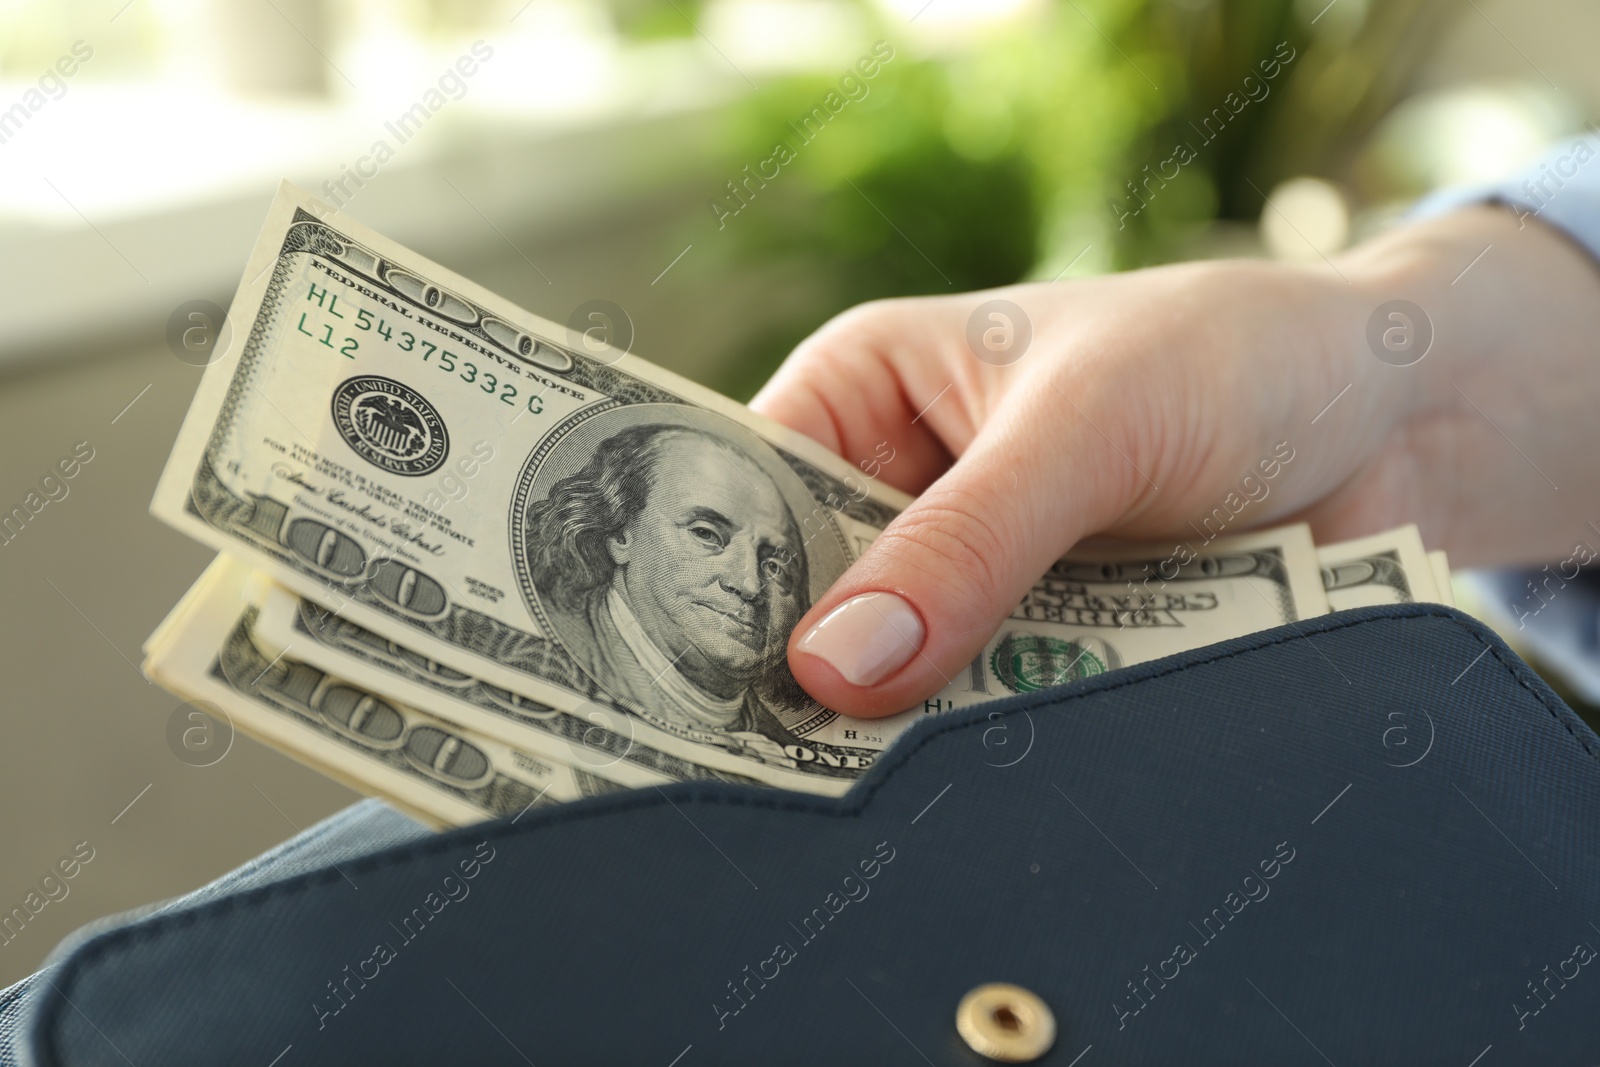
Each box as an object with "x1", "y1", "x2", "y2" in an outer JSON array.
[{"x1": 748, "y1": 299, "x2": 973, "y2": 497}]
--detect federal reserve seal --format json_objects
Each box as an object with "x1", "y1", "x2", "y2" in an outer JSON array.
[
  {"x1": 990, "y1": 633, "x2": 1115, "y2": 694},
  {"x1": 331, "y1": 375, "x2": 449, "y2": 476}
]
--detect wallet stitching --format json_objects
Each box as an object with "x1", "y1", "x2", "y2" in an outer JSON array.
[{"x1": 31, "y1": 609, "x2": 1597, "y2": 1063}]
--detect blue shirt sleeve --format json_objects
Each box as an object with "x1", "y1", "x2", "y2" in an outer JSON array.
[
  {"x1": 1415, "y1": 134, "x2": 1600, "y2": 716},
  {"x1": 1409, "y1": 134, "x2": 1600, "y2": 265}
]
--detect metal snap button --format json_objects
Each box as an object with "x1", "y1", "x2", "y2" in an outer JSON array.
[{"x1": 955, "y1": 982, "x2": 1056, "y2": 1062}]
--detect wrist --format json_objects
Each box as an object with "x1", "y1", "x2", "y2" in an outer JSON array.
[{"x1": 1335, "y1": 204, "x2": 1600, "y2": 412}]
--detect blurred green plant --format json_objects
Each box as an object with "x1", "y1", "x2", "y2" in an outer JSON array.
[{"x1": 630, "y1": 0, "x2": 1463, "y2": 398}]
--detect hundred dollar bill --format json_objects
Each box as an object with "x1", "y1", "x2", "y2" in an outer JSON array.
[
  {"x1": 248, "y1": 520, "x2": 1325, "y2": 796},
  {"x1": 151, "y1": 182, "x2": 1328, "y2": 793},
  {"x1": 145, "y1": 556, "x2": 626, "y2": 828},
  {"x1": 252, "y1": 577, "x2": 764, "y2": 790},
  {"x1": 1428, "y1": 550, "x2": 1455, "y2": 607},
  {"x1": 1316, "y1": 525, "x2": 1439, "y2": 611}
]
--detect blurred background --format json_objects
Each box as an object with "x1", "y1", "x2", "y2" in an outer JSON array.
[{"x1": 1, "y1": 0, "x2": 1597, "y2": 986}]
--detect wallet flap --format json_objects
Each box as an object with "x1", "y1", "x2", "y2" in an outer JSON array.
[{"x1": 28, "y1": 606, "x2": 1600, "y2": 1066}]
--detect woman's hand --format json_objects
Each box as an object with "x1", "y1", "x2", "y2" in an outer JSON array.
[{"x1": 751, "y1": 205, "x2": 1600, "y2": 718}]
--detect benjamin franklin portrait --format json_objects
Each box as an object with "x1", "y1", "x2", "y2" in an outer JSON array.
[{"x1": 517, "y1": 406, "x2": 847, "y2": 755}]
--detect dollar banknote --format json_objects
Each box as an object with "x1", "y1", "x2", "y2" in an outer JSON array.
[
  {"x1": 148, "y1": 523, "x2": 1445, "y2": 823},
  {"x1": 1428, "y1": 550, "x2": 1455, "y2": 607},
  {"x1": 246, "y1": 522, "x2": 1327, "y2": 796},
  {"x1": 1316, "y1": 526, "x2": 1440, "y2": 611},
  {"x1": 250, "y1": 575, "x2": 763, "y2": 791},
  {"x1": 151, "y1": 182, "x2": 1332, "y2": 792},
  {"x1": 144, "y1": 556, "x2": 629, "y2": 828}
]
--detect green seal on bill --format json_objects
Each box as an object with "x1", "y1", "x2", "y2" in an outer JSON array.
[{"x1": 990, "y1": 633, "x2": 1109, "y2": 694}]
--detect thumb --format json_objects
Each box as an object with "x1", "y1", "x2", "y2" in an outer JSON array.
[{"x1": 788, "y1": 392, "x2": 1138, "y2": 717}]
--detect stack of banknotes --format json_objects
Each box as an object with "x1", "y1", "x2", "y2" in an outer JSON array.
[{"x1": 143, "y1": 184, "x2": 1456, "y2": 828}]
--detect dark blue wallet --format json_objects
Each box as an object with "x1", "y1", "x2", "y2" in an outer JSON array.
[{"x1": 26, "y1": 605, "x2": 1600, "y2": 1065}]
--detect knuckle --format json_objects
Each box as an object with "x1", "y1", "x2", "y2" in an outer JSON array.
[
  {"x1": 878, "y1": 484, "x2": 1012, "y2": 610},
  {"x1": 798, "y1": 297, "x2": 924, "y2": 362},
  {"x1": 825, "y1": 297, "x2": 913, "y2": 335}
]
